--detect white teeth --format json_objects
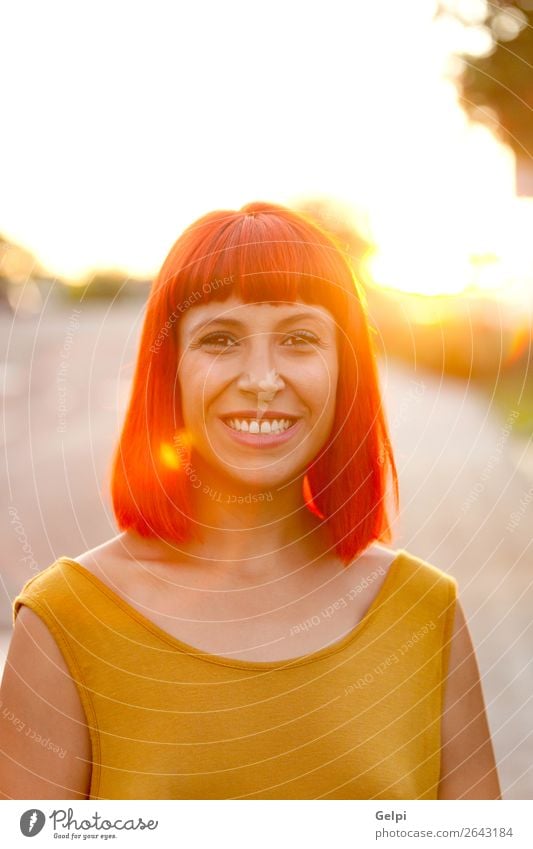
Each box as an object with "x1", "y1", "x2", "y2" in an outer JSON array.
[{"x1": 225, "y1": 418, "x2": 294, "y2": 434}]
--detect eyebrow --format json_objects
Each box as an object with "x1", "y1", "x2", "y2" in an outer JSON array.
[{"x1": 187, "y1": 312, "x2": 331, "y2": 336}]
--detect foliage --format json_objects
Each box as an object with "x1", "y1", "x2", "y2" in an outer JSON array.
[{"x1": 437, "y1": 0, "x2": 533, "y2": 158}]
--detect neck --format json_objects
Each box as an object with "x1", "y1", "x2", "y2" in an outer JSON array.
[
  {"x1": 130, "y1": 454, "x2": 337, "y2": 582},
  {"x1": 183, "y1": 468, "x2": 332, "y2": 578}
]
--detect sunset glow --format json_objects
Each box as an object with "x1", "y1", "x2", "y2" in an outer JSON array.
[{"x1": 1, "y1": 0, "x2": 531, "y2": 307}]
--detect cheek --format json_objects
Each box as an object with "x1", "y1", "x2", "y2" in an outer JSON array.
[
  {"x1": 178, "y1": 357, "x2": 224, "y2": 422},
  {"x1": 308, "y1": 358, "x2": 338, "y2": 431},
  {"x1": 300, "y1": 356, "x2": 338, "y2": 401}
]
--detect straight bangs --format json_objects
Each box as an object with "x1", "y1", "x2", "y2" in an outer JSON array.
[
  {"x1": 109, "y1": 201, "x2": 399, "y2": 564},
  {"x1": 154, "y1": 203, "x2": 357, "y2": 328}
]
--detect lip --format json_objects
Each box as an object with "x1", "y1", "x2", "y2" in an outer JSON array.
[
  {"x1": 220, "y1": 410, "x2": 300, "y2": 420},
  {"x1": 218, "y1": 416, "x2": 304, "y2": 447}
]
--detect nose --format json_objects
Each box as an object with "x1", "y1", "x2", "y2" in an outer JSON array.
[
  {"x1": 238, "y1": 367, "x2": 285, "y2": 396},
  {"x1": 236, "y1": 338, "x2": 285, "y2": 407}
]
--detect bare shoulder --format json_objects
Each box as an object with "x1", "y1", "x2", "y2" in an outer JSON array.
[
  {"x1": 70, "y1": 532, "x2": 131, "y2": 574},
  {"x1": 69, "y1": 532, "x2": 191, "y2": 597},
  {"x1": 347, "y1": 542, "x2": 401, "y2": 579},
  {"x1": 68, "y1": 533, "x2": 147, "y2": 598},
  {"x1": 70, "y1": 530, "x2": 174, "y2": 572},
  {"x1": 336, "y1": 543, "x2": 401, "y2": 609},
  {"x1": 362, "y1": 542, "x2": 401, "y2": 570},
  {"x1": 0, "y1": 605, "x2": 92, "y2": 799},
  {"x1": 438, "y1": 597, "x2": 502, "y2": 799}
]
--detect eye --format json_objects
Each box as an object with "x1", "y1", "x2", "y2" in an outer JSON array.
[
  {"x1": 195, "y1": 332, "x2": 237, "y2": 351},
  {"x1": 283, "y1": 330, "x2": 321, "y2": 347},
  {"x1": 193, "y1": 329, "x2": 322, "y2": 352}
]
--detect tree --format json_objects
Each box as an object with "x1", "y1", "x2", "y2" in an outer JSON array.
[{"x1": 436, "y1": 0, "x2": 533, "y2": 188}]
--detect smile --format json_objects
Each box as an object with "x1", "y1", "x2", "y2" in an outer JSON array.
[
  {"x1": 218, "y1": 416, "x2": 303, "y2": 447},
  {"x1": 223, "y1": 417, "x2": 296, "y2": 434}
]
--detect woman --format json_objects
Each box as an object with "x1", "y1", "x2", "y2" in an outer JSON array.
[{"x1": 0, "y1": 201, "x2": 501, "y2": 800}]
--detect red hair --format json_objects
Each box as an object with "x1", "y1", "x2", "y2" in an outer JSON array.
[{"x1": 109, "y1": 201, "x2": 399, "y2": 564}]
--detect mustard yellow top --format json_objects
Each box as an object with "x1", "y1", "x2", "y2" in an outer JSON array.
[{"x1": 12, "y1": 549, "x2": 457, "y2": 800}]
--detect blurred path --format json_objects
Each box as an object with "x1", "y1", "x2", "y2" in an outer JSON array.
[
  {"x1": 1, "y1": 298, "x2": 532, "y2": 798},
  {"x1": 379, "y1": 360, "x2": 532, "y2": 801}
]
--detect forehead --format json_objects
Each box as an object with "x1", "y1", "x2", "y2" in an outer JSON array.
[{"x1": 180, "y1": 297, "x2": 336, "y2": 336}]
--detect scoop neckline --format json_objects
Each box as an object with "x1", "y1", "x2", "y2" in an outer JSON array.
[{"x1": 55, "y1": 549, "x2": 406, "y2": 671}]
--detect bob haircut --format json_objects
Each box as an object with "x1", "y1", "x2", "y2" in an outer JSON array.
[{"x1": 110, "y1": 200, "x2": 399, "y2": 564}]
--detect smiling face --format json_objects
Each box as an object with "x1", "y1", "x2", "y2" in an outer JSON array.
[{"x1": 176, "y1": 296, "x2": 339, "y2": 492}]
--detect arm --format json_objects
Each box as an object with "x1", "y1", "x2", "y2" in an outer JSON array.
[
  {"x1": 0, "y1": 605, "x2": 92, "y2": 799},
  {"x1": 438, "y1": 598, "x2": 502, "y2": 799}
]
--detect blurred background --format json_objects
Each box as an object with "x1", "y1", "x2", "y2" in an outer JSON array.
[{"x1": 1, "y1": 0, "x2": 532, "y2": 798}]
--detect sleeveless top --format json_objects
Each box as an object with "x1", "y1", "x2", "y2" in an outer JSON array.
[{"x1": 12, "y1": 548, "x2": 457, "y2": 800}]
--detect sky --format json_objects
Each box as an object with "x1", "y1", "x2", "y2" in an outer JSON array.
[{"x1": 1, "y1": 0, "x2": 532, "y2": 304}]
